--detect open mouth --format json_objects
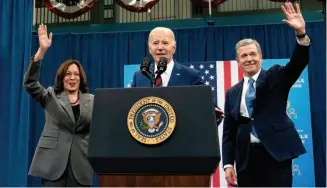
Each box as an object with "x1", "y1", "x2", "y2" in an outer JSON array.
[{"x1": 69, "y1": 83, "x2": 76, "y2": 87}]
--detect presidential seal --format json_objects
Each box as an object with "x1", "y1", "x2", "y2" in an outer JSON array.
[{"x1": 127, "y1": 96, "x2": 176, "y2": 145}]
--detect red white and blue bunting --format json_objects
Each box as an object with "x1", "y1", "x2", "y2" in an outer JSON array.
[
  {"x1": 115, "y1": 0, "x2": 161, "y2": 12},
  {"x1": 44, "y1": 0, "x2": 98, "y2": 19}
]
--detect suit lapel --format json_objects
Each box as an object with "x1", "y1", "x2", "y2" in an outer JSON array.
[
  {"x1": 76, "y1": 91, "x2": 90, "y2": 125},
  {"x1": 255, "y1": 69, "x2": 266, "y2": 90},
  {"x1": 167, "y1": 62, "x2": 182, "y2": 86},
  {"x1": 253, "y1": 69, "x2": 266, "y2": 115},
  {"x1": 234, "y1": 80, "x2": 244, "y2": 120},
  {"x1": 57, "y1": 92, "x2": 76, "y2": 125}
]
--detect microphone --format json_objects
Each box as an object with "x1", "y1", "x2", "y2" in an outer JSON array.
[
  {"x1": 156, "y1": 57, "x2": 167, "y2": 75},
  {"x1": 140, "y1": 57, "x2": 155, "y2": 86},
  {"x1": 140, "y1": 57, "x2": 151, "y2": 75}
]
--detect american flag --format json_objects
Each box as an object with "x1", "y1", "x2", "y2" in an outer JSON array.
[{"x1": 185, "y1": 61, "x2": 244, "y2": 188}]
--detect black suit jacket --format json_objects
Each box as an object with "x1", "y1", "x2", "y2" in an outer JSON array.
[{"x1": 222, "y1": 43, "x2": 309, "y2": 173}]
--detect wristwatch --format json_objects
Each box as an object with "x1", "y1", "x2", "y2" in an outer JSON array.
[{"x1": 296, "y1": 33, "x2": 306, "y2": 39}]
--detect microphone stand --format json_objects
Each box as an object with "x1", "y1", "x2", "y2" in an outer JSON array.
[
  {"x1": 142, "y1": 70, "x2": 156, "y2": 87},
  {"x1": 150, "y1": 72, "x2": 156, "y2": 87}
]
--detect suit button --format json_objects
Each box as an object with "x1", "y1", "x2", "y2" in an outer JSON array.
[{"x1": 251, "y1": 118, "x2": 254, "y2": 120}]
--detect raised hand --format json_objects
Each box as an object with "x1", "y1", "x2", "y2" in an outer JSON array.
[
  {"x1": 38, "y1": 24, "x2": 53, "y2": 51},
  {"x1": 281, "y1": 2, "x2": 306, "y2": 35},
  {"x1": 34, "y1": 24, "x2": 53, "y2": 61}
]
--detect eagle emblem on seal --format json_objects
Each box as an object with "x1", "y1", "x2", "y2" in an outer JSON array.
[{"x1": 141, "y1": 109, "x2": 163, "y2": 133}]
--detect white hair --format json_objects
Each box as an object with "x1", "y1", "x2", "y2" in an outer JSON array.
[
  {"x1": 235, "y1": 38, "x2": 262, "y2": 58},
  {"x1": 148, "y1": 27, "x2": 176, "y2": 45}
]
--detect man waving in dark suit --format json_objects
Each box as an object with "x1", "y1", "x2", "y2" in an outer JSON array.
[
  {"x1": 131, "y1": 26, "x2": 224, "y2": 123},
  {"x1": 222, "y1": 2, "x2": 311, "y2": 187}
]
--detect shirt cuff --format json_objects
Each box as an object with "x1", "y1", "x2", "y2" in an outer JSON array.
[
  {"x1": 296, "y1": 37, "x2": 311, "y2": 46},
  {"x1": 31, "y1": 55, "x2": 42, "y2": 63},
  {"x1": 223, "y1": 164, "x2": 234, "y2": 170}
]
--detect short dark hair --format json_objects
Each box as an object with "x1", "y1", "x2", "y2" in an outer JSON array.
[{"x1": 53, "y1": 59, "x2": 89, "y2": 94}]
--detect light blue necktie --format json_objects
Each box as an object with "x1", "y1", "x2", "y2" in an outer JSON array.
[{"x1": 245, "y1": 78, "x2": 258, "y2": 138}]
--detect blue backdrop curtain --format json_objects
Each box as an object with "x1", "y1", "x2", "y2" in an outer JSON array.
[
  {"x1": 0, "y1": 17, "x2": 325, "y2": 186},
  {"x1": 0, "y1": 0, "x2": 33, "y2": 186}
]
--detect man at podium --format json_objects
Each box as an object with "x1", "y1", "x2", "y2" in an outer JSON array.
[
  {"x1": 89, "y1": 28, "x2": 223, "y2": 186},
  {"x1": 130, "y1": 26, "x2": 224, "y2": 123}
]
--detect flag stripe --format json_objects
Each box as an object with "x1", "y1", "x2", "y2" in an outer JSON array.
[
  {"x1": 213, "y1": 61, "x2": 225, "y2": 187},
  {"x1": 230, "y1": 61, "x2": 239, "y2": 86},
  {"x1": 210, "y1": 175, "x2": 213, "y2": 188},
  {"x1": 212, "y1": 165, "x2": 220, "y2": 187},
  {"x1": 238, "y1": 63, "x2": 244, "y2": 81},
  {"x1": 223, "y1": 61, "x2": 232, "y2": 93},
  {"x1": 216, "y1": 61, "x2": 225, "y2": 113}
]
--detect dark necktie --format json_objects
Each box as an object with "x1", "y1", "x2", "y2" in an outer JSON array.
[
  {"x1": 245, "y1": 78, "x2": 258, "y2": 137},
  {"x1": 155, "y1": 75, "x2": 163, "y2": 87}
]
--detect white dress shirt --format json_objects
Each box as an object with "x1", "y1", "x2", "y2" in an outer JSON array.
[{"x1": 154, "y1": 59, "x2": 174, "y2": 86}]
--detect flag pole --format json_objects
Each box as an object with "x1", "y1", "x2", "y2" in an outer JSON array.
[
  {"x1": 208, "y1": 0, "x2": 212, "y2": 17},
  {"x1": 207, "y1": 0, "x2": 214, "y2": 26}
]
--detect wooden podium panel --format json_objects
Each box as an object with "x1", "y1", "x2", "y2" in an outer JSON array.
[{"x1": 99, "y1": 175, "x2": 210, "y2": 187}]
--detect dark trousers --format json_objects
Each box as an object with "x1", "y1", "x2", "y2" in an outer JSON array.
[
  {"x1": 237, "y1": 143, "x2": 292, "y2": 187},
  {"x1": 42, "y1": 157, "x2": 90, "y2": 187}
]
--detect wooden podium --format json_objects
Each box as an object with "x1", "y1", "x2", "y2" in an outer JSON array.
[
  {"x1": 88, "y1": 86, "x2": 220, "y2": 187},
  {"x1": 98, "y1": 175, "x2": 210, "y2": 187}
]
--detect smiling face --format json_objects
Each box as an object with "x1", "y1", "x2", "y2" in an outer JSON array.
[
  {"x1": 54, "y1": 59, "x2": 89, "y2": 94},
  {"x1": 236, "y1": 40, "x2": 262, "y2": 77},
  {"x1": 63, "y1": 63, "x2": 80, "y2": 93},
  {"x1": 148, "y1": 27, "x2": 176, "y2": 64}
]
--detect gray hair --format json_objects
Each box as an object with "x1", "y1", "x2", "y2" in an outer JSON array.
[
  {"x1": 148, "y1": 27, "x2": 176, "y2": 45},
  {"x1": 235, "y1": 38, "x2": 262, "y2": 58}
]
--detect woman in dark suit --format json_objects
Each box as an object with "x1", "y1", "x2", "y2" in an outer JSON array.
[{"x1": 23, "y1": 24, "x2": 94, "y2": 187}]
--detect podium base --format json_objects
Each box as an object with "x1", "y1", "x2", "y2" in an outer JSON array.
[{"x1": 98, "y1": 175, "x2": 211, "y2": 187}]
